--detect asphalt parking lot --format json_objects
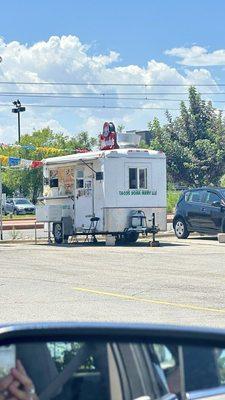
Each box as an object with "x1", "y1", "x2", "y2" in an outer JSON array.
[{"x1": 0, "y1": 235, "x2": 225, "y2": 328}]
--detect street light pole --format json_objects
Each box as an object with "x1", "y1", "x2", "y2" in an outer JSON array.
[
  {"x1": 12, "y1": 100, "x2": 26, "y2": 143},
  {"x1": 17, "y1": 110, "x2": 21, "y2": 143}
]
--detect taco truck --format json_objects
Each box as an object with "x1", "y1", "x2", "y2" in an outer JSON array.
[{"x1": 36, "y1": 124, "x2": 167, "y2": 245}]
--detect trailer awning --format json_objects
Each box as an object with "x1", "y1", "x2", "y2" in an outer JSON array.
[{"x1": 43, "y1": 152, "x2": 103, "y2": 166}]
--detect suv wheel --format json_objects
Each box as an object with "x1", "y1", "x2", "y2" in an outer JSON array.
[{"x1": 174, "y1": 218, "x2": 190, "y2": 239}]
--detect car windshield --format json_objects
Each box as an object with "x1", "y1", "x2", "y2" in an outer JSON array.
[{"x1": 14, "y1": 199, "x2": 31, "y2": 205}]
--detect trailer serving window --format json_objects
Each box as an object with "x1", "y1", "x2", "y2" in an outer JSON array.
[
  {"x1": 50, "y1": 170, "x2": 58, "y2": 188},
  {"x1": 76, "y1": 170, "x2": 84, "y2": 188},
  {"x1": 129, "y1": 167, "x2": 147, "y2": 189}
]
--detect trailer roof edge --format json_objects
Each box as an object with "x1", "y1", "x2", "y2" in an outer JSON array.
[{"x1": 42, "y1": 148, "x2": 166, "y2": 165}]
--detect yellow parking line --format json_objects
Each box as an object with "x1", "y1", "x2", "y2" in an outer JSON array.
[{"x1": 73, "y1": 287, "x2": 225, "y2": 314}]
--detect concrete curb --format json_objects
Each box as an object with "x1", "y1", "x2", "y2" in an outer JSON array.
[
  {"x1": 2, "y1": 224, "x2": 44, "y2": 231},
  {"x1": 3, "y1": 224, "x2": 44, "y2": 231},
  {"x1": 218, "y1": 233, "x2": 225, "y2": 244},
  {"x1": 0, "y1": 239, "x2": 45, "y2": 244},
  {"x1": 3, "y1": 217, "x2": 36, "y2": 222}
]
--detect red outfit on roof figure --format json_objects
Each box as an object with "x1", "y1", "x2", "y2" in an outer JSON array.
[{"x1": 99, "y1": 122, "x2": 119, "y2": 150}]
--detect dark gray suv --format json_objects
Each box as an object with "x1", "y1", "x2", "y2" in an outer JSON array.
[{"x1": 173, "y1": 187, "x2": 225, "y2": 238}]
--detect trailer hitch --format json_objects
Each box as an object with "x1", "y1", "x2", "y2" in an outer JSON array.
[{"x1": 147, "y1": 213, "x2": 160, "y2": 247}]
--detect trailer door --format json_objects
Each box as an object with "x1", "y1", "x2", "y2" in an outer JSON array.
[{"x1": 74, "y1": 166, "x2": 94, "y2": 230}]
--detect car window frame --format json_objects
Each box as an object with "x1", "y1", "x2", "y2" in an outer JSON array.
[
  {"x1": 203, "y1": 191, "x2": 222, "y2": 206},
  {"x1": 184, "y1": 191, "x2": 191, "y2": 202},
  {"x1": 112, "y1": 343, "x2": 159, "y2": 400},
  {"x1": 186, "y1": 190, "x2": 205, "y2": 204}
]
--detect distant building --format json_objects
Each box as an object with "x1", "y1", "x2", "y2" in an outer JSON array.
[{"x1": 126, "y1": 130, "x2": 152, "y2": 145}]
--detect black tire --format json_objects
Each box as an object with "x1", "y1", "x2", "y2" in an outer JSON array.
[
  {"x1": 13, "y1": 209, "x2": 19, "y2": 215},
  {"x1": 53, "y1": 223, "x2": 62, "y2": 244},
  {"x1": 53, "y1": 223, "x2": 69, "y2": 244},
  {"x1": 174, "y1": 217, "x2": 190, "y2": 239},
  {"x1": 124, "y1": 230, "x2": 139, "y2": 243}
]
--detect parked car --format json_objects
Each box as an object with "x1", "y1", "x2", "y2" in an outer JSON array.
[
  {"x1": 4, "y1": 197, "x2": 35, "y2": 215},
  {"x1": 173, "y1": 187, "x2": 225, "y2": 238}
]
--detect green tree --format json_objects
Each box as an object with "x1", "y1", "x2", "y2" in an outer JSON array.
[
  {"x1": 117, "y1": 124, "x2": 125, "y2": 133},
  {"x1": 20, "y1": 128, "x2": 97, "y2": 152},
  {"x1": 148, "y1": 87, "x2": 225, "y2": 187}
]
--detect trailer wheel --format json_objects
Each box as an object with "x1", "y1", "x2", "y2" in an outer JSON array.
[
  {"x1": 53, "y1": 223, "x2": 69, "y2": 244},
  {"x1": 124, "y1": 230, "x2": 139, "y2": 243}
]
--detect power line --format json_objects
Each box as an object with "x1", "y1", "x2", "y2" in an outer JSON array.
[
  {"x1": 1, "y1": 93, "x2": 225, "y2": 103},
  {"x1": 0, "y1": 93, "x2": 191, "y2": 101},
  {"x1": 2, "y1": 92, "x2": 225, "y2": 105},
  {"x1": 0, "y1": 103, "x2": 180, "y2": 111},
  {"x1": 0, "y1": 80, "x2": 225, "y2": 87},
  {"x1": 0, "y1": 90, "x2": 225, "y2": 96}
]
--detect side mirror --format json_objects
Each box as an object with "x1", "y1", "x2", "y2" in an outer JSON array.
[{"x1": 1, "y1": 323, "x2": 225, "y2": 400}]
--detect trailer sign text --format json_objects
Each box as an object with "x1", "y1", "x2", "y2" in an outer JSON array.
[{"x1": 119, "y1": 189, "x2": 157, "y2": 196}]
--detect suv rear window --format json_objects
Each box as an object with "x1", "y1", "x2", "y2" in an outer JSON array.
[{"x1": 187, "y1": 190, "x2": 204, "y2": 203}]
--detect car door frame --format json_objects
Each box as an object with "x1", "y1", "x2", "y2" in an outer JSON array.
[
  {"x1": 185, "y1": 189, "x2": 208, "y2": 232},
  {"x1": 109, "y1": 342, "x2": 177, "y2": 400},
  {"x1": 202, "y1": 190, "x2": 224, "y2": 232}
]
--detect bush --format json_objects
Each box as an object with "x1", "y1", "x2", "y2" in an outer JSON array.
[{"x1": 167, "y1": 190, "x2": 181, "y2": 213}]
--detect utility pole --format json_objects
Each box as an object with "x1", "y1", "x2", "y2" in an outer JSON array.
[
  {"x1": 12, "y1": 100, "x2": 26, "y2": 143},
  {"x1": 17, "y1": 110, "x2": 21, "y2": 143}
]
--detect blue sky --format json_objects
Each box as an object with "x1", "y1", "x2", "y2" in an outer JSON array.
[
  {"x1": 2, "y1": 0, "x2": 225, "y2": 67},
  {"x1": 1, "y1": 0, "x2": 225, "y2": 142}
]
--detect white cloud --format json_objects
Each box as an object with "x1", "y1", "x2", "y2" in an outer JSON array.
[
  {"x1": 0, "y1": 112, "x2": 69, "y2": 143},
  {"x1": 0, "y1": 36, "x2": 221, "y2": 143},
  {"x1": 165, "y1": 46, "x2": 225, "y2": 66}
]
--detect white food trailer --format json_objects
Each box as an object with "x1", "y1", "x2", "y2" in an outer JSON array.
[{"x1": 36, "y1": 148, "x2": 167, "y2": 244}]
